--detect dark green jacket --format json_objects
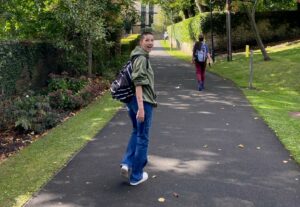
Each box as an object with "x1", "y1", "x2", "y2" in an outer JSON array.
[{"x1": 130, "y1": 46, "x2": 157, "y2": 106}]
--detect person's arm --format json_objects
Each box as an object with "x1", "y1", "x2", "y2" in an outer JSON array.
[
  {"x1": 135, "y1": 86, "x2": 144, "y2": 122},
  {"x1": 206, "y1": 45, "x2": 213, "y2": 64},
  {"x1": 192, "y1": 43, "x2": 197, "y2": 63},
  {"x1": 207, "y1": 52, "x2": 212, "y2": 63}
]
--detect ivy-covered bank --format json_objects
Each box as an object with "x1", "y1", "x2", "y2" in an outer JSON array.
[{"x1": 167, "y1": 11, "x2": 300, "y2": 54}]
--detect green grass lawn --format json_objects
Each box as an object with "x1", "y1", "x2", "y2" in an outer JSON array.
[
  {"x1": 0, "y1": 93, "x2": 122, "y2": 207},
  {"x1": 160, "y1": 40, "x2": 300, "y2": 164}
]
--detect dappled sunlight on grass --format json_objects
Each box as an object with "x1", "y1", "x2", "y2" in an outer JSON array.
[
  {"x1": 103, "y1": 105, "x2": 122, "y2": 112},
  {"x1": 265, "y1": 40, "x2": 300, "y2": 53},
  {"x1": 14, "y1": 194, "x2": 31, "y2": 207}
]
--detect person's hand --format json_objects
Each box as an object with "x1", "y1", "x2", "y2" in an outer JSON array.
[
  {"x1": 209, "y1": 58, "x2": 213, "y2": 66},
  {"x1": 136, "y1": 108, "x2": 145, "y2": 122}
]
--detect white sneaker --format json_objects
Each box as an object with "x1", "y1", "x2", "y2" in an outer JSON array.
[
  {"x1": 120, "y1": 164, "x2": 129, "y2": 179},
  {"x1": 130, "y1": 172, "x2": 148, "y2": 186}
]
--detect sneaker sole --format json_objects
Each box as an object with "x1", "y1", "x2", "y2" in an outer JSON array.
[{"x1": 130, "y1": 172, "x2": 148, "y2": 186}]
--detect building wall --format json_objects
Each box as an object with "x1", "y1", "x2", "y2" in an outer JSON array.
[{"x1": 132, "y1": 1, "x2": 161, "y2": 35}]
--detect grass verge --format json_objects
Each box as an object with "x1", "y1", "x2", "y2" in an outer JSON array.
[
  {"x1": 0, "y1": 92, "x2": 122, "y2": 207},
  {"x1": 160, "y1": 40, "x2": 300, "y2": 164}
]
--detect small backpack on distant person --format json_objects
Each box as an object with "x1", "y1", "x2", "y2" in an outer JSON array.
[
  {"x1": 110, "y1": 55, "x2": 147, "y2": 103},
  {"x1": 196, "y1": 43, "x2": 207, "y2": 63}
]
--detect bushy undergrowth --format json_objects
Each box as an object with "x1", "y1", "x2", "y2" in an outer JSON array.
[
  {"x1": 0, "y1": 34, "x2": 138, "y2": 158},
  {"x1": 0, "y1": 73, "x2": 109, "y2": 156}
]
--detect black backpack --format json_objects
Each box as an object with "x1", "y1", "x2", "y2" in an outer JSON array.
[{"x1": 110, "y1": 55, "x2": 148, "y2": 103}]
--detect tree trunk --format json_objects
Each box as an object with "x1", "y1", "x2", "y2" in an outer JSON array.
[
  {"x1": 183, "y1": 9, "x2": 189, "y2": 19},
  {"x1": 195, "y1": 0, "x2": 202, "y2": 13},
  {"x1": 245, "y1": 4, "x2": 271, "y2": 61},
  {"x1": 190, "y1": 0, "x2": 196, "y2": 17},
  {"x1": 87, "y1": 38, "x2": 93, "y2": 77},
  {"x1": 226, "y1": 0, "x2": 232, "y2": 61}
]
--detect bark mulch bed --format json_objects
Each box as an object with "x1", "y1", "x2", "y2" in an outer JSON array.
[{"x1": 0, "y1": 130, "x2": 37, "y2": 162}]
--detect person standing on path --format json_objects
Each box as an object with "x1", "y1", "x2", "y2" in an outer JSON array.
[
  {"x1": 192, "y1": 34, "x2": 212, "y2": 91},
  {"x1": 120, "y1": 32, "x2": 157, "y2": 186}
]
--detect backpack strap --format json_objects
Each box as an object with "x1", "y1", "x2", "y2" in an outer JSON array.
[{"x1": 131, "y1": 55, "x2": 149, "y2": 69}]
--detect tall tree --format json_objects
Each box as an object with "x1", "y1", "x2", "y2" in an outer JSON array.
[
  {"x1": 239, "y1": 0, "x2": 271, "y2": 61},
  {"x1": 55, "y1": 0, "x2": 107, "y2": 76},
  {"x1": 226, "y1": 0, "x2": 232, "y2": 61},
  {"x1": 122, "y1": 1, "x2": 140, "y2": 34},
  {"x1": 195, "y1": 0, "x2": 209, "y2": 13}
]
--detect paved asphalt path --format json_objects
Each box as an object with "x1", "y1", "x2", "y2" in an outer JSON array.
[{"x1": 26, "y1": 41, "x2": 300, "y2": 207}]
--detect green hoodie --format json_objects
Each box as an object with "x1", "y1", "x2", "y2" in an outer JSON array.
[{"x1": 130, "y1": 46, "x2": 157, "y2": 107}]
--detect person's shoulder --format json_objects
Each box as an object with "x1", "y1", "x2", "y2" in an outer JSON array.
[
  {"x1": 193, "y1": 41, "x2": 200, "y2": 47},
  {"x1": 133, "y1": 55, "x2": 148, "y2": 65}
]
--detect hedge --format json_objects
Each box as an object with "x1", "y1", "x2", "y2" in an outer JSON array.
[
  {"x1": 0, "y1": 34, "x2": 140, "y2": 98},
  {"x1": 167, "y1": 11, "x2": 300, "y2": 52},
  {"x1": 0, "y1": 42, "x2": 62, "y2": 97},
  {"x1": 120, "y1": 34, "x2": 140, "y2": 52}
]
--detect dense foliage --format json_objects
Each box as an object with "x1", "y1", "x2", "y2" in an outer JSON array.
[
  {"x1": 0, "y1": 25, "x2": 139, "y2": 158},
  {"x1": 143, "y1": 0, "x2": 296, "y2": 21},
  {"x1": 0, "y1": 0, "x2": 137, "y2": 75},
  {"x1": 167, "y1": 10, "x2": 300, "y2": 51}
]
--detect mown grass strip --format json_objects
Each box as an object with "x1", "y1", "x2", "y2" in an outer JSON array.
[
  {"x1": 160, "y1": 40, "x2": 300, "y2": 164},
  {"x1": 0, "y1": 92, "x2": 122, "y2": 207}
]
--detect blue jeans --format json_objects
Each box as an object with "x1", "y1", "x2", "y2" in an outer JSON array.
[{"x1": 121, "y1": 97, "x2": 153, "y2": 183}]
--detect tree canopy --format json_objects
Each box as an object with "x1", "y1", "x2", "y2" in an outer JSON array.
[{"x1": 0, "y1": 0, "x2": 138, "y2": 74}]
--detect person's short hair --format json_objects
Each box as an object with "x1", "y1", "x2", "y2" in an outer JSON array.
[
  {"x1": 198, "y1": 34, "x2": 204, "y2": 42},
  {"x1": 140, "y1": 31, "x2": 154, "y2": 41}
]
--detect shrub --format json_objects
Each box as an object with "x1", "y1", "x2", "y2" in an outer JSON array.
[
  {"x1": 48, "y1": 73, "x2": 88, "y2": 93},
  {"x1": 1, "y1": 95, "x2": 62, "y2": 133},
  {"x1": 48, "y1": 89, "x2": 83, "y2": 111},
  {"x1": 79, "y1": 77, "x2": 109, "y2": 106}
]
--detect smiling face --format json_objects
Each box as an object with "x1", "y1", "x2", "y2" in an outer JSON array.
[{"x1": 140, "y1": 33, "x2": 154, "y2": 53}]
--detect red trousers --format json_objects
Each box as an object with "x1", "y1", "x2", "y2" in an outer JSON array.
[{"x1": 195, "y1": 62, "x2": 206, "y2": 82}]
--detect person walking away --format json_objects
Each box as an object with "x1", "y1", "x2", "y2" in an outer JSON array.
[
  {"x1": 163, "y1": 31, "x2": 168, "y2": 42},
  {"x1": 120, "y1": 32, "x2": 157, "y2": 186},
  {"x1": 192, "y1": 34, "x2": 212, "y2": 91}
]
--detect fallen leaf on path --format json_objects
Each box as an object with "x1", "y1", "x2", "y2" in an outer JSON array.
[
  {"x1": 203, "y1": 144, "x2": 208, "y2": 148},
  {"x1": 158, "y1": 197, "x2": 165, "y2": 202},
  {"x1": 283, "y1": 160, "x2": 288, "y2": 163},
  {"x1": 173, "y1": 192, "x2": 179, "y2": 198},
  {"x1": 238, "y1": 144, "x2": 245, "y2": 149},
  {"x1": 256, "y1": 147, "x2": 261, "y2": 150},
  {"x1": 152, "y1": 175, "x2": 157, "y2": 179}
]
